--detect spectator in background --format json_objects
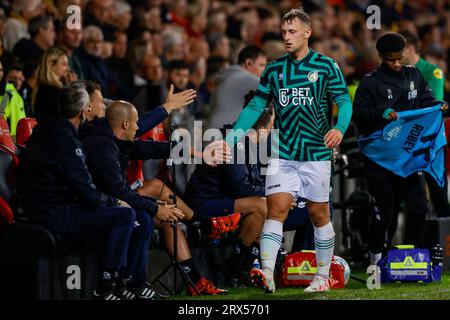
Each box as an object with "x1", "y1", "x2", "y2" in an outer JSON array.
[
  {"x1": 208, "y1": 45, "x2": 266, "y2": 129},
  {"x1": 33, "y1": 47, "x2": 69, "y2": 122},
  {"x1": 4, "y1": 58, "x2": 32, "y2": 116},
  {"x1": 207, "y1": 9, "x2": 227, "y2": 35},
  {"x1": 75, "y1": 25, "x2": 110, "y2": 94},
  {"x1": 198, "y1": 55, "x2": 229, "y2": 108},
  {"x1": 107, "y1": 31, "x2": 133, "y2": 100},
  {"x1": 208, "y1": 32, "x2": 230, "y2": 60},
  {"x1": 111, "y1": 0, "x2": 132, "y2": 32},
  {"x1": 57, "y1": 17, "x2": 84, "y2": 80},
  {"x1": 260, "y1": 32, "x2": 284, "y2": 62},
  {"x1": 0, "y1": 60, "x2": 25, "y2": 137},
  {"x1": 56, "y1": 0, "x2": 85, "y2": 22},
  {"x1": 161, "y1": 27, "x2": 187, "y2": 67},
  {"x1": 84, "y1": 0, "x2": 116, "y2": 42},
  {"x1": 3, "y1": 0, "x2": 44, "y2": 52},
  {"x1": 132, "y1": 54, "x2": 167, "y2": 115},
  {"x1": 13, "y1": 15, "x2": 56, "y2": 79},
  {"x1": 401, "y1": 30, "x2": 444, "y2": 100},
  {"x1": 168, "y1": 59, "x2": 202, "y2": 120}
]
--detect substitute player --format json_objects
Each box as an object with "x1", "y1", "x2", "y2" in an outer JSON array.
[{"x1": 220, "y1": 8, "x2": 352, "y2": 293}]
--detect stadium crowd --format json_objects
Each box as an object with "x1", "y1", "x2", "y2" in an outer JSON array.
[{"x1": 0, "y1": 0, "x2": 449, "y2": 299}]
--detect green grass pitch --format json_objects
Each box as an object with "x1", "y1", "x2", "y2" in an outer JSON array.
[{"x1": 172, "y1": 272, "x2": 450, "y2": 300}]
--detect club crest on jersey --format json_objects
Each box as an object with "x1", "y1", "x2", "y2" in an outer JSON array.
[
  {"x1": 279, "y1": 88, "x2": 290, "y2": 107},
  {"x1": 308, "y1": 70, "x2": 319, "y2": 82},
  {"x1": 408, "y1": 81, "x2": 417, "y2": 100}
]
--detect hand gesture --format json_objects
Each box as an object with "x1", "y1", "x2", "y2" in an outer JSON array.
[
  {"x1": 324, "y1": 128, "x2": 343, "y2": 149},
  {"x1": 156, "y1": 204, "x2": 184, "y2": 223},
  {"x1": 386, "y1": 110, "x2": 398, "y2": 121},
  {"x1": 162, "y1": 84, "x2": 197, "y2": 112},
  {"x1": 203, "y1": 140, "x2": 232, "y2": 166}
]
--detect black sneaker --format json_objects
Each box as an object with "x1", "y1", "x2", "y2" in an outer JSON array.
[
  {"x1": 93, "y1": 289, "x2": 121, "y2": 300},
  {"x1": 134, "y1": 282, "x2": 170, "y2": 300},
  {"x1": 116, "y1": 286, "x2": 136, "y2": 300}
]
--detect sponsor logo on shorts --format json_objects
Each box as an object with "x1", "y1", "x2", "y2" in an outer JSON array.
[{"x1": 267, "y1": 184, "x2": 281, "y2": 190}]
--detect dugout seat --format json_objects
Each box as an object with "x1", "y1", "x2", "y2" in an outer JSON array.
[{"x1": 16, "y1": 118, "x2": 37, "y2": 150}]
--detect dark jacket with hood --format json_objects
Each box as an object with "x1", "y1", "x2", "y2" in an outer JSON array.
[
  {"x1": 184, "y1": 123, "x2": 265, "y2": 210},
  {"x1": 18, "y1": 117, "x2": 116, "y2": 219},
  {"x1": 353, "y1": 64, "x2": 443, "y2": 136},
  {"x1": 80, "y1": 117, "x2": 170, "y2": 216}
]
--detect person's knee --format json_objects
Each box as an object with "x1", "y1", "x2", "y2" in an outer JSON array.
[
  {"x1": 308, "y1": 204, "x2": 329, "y2": 226},
  {"x1": 113, "y1": 207, "x2": 136, "y2": 226},
  {"x1": 267, "y1": 200, "x2": 290, "y2": 220},
  {"x1": 254, "y1": 197, "x2": 268, "y2": 219},
  {"x1": 145, "y1": 178, "x2": 164, "y2": 196},
  {"x1": 136, "y1": 210, "x2": 154, "y2": 231}
]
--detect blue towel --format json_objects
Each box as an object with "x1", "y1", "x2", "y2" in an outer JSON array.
[{"x1": 358, "y1": 104, "x2": 446, "y2": 187}]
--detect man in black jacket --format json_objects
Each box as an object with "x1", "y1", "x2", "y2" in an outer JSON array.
[
  {"x1": 353, "y1": 32, "x2": 445, "y2": 266},
  {"x1": 18, "y1": 84, "x2": 135, "y2": 300}
]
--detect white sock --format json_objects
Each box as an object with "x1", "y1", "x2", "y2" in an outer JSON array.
[
  {"x1": 260, "y1": 219, "x2": 283, "y2": 279},
  {"x1": 370, "y1": 252, "x2": 382, "y2": 266},
  {"x1": 314, "y1": 222, "x2": 335, "y2": 278}
]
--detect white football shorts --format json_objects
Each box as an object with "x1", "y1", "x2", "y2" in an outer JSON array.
[{"x1": 265, "y1": 159, "x2": 331, "y2": 202}]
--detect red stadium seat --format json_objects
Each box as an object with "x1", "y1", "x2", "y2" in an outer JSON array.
[
  {"x1": 127, "y1": 122, "x2": 167, "y2": 185},
  {"x1": 16, "y1": 118, "x2": 37, "y2": 149},
  {"x1": 0, "y1": 196, "x2": 14, "y2": 227},
  {"x1": 0, "y1": 118, "x2": 16, "y2": 155}
]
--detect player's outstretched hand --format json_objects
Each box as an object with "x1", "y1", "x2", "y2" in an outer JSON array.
[
  {"x1": 324, "y1": 128, "x2": 343, "y2": 149},
  {"x1": 162, "y1": 84, "x2": 197, "y2": 112},
  {"x1": 203, "y1": 140, "x2": 232, "y2": 167}
]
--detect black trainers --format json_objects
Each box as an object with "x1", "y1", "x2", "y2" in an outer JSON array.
[
  {"x1": 133, "y1": 282, "x2": 170, "y2": 300},
  {"x1": 93, "y1": 289, "x2": 121, "y2": 300},
  {"x1": 116, "y1": 286, "x2": 136, "y2": 300}
]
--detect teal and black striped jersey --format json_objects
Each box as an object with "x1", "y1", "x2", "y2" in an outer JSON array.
[{"x1": 226, "y1": 49, "x2": 352, "y2": 161}]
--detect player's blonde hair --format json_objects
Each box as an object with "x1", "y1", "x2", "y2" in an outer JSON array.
[{"x1": 282, "y1": 8, "x2": 310, "y2": 26}]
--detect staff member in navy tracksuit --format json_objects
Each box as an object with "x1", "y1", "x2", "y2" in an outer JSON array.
[
  {"x1": 18, "y1": 84, "x2": 135, "y2": 300},
  {"x1": 353, "y1": 32, "x2": 445, "y2": 266}
]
